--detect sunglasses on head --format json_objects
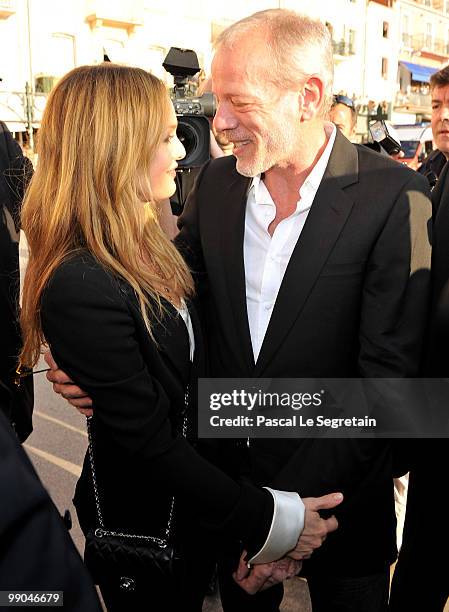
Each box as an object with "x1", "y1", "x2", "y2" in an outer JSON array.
[{"x1": 333, "y1": 95, "x2": 355, "y2": 110}]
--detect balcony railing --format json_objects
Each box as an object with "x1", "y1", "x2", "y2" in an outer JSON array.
[
  {"x1": 402, "y1": 33, "x2": 412, "y2": 47},
  {"x1": 395, "y1": 91, "x2": 431, "y2": 109},
  {"x1": 0, "y1": 0, "x2": 16, "y2": 19},
  {"x1": 402, "y1": 33, "x2": 449, "y2": 57},
  {"x1": 414, "y1": 0, "x2": 434, "y2": 7},
  {"x1": 332, "y1": 40, "x2": 356, "y2": 57}
]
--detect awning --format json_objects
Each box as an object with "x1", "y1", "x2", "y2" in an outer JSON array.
[{"x1": 400, "y1": 61, "x2": 438, "y2": 83}]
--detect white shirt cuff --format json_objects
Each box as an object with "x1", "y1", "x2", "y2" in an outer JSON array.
[{"x1": 247, "y1": 487, "x2": 305, "y2": 565}]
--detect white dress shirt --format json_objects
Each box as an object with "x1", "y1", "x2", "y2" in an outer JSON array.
[
  {"x1": 177, "y1": 302, "x2": 303, "y2": 564},
  {"x1": 244, "y1": 123, "x2": 337, "y2": 362},
  {"x1": 243, "y1": 125, "x2": 337, "y2": 564}
]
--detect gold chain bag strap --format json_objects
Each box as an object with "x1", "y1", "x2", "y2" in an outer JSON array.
[{"x1": 84, "y1": 387, "x2": 189, "y2": 594}]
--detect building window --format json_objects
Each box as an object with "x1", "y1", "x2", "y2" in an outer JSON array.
[
  {"x1": 348, "y1": 29, "x2": 356, "y2": 54},
  {"x1": 402, "y1": 14, "x2": 410, "y2": 46},
  {"x1": 425, "y1": 22, "x2": 433, "y2": 49},
  {"x1": 446, "y1": 0, "x2": 449, "y2": 13},
  {"x1": 381, "y1": 57, "x2": 388, "y2": 80},
  {"x1": 49, "y1": 33, "x2": 76, "y2": 76},
  {"x1": 403, "y1": 14, "x2": 409, "y2": 34},
  {"x1": 383, "y1": 21, "x2": 389, "y2": 38}
]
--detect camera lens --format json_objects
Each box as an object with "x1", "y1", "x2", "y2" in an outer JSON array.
[
  {"x1": 177, "y1": 122, "x2": 200, "y2": 167},
  {"x1": 176, "y1": 116, "x2": 210, "y2": 168}
]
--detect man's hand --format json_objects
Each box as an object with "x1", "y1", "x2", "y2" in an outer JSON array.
[
  {"x1": 232, "y1": 491, "x2": 343, "y2": 594},
  {"x1": 233, "y1": 551, "x2": 301, "y2": 595},
  {"x1": 287, "y1": 492, "x2": 343, "y2": 560},
  {"x1": 44, "y1": 352, "x2": 93, "y2": 416}
]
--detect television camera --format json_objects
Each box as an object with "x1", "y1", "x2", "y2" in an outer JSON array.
[{"x1": 163, "y1": 47, "x2": 215, "y2": 169}]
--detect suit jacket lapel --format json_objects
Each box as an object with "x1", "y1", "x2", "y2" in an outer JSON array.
[
  {"x1": 219, "y1": 173, "x2": 255, "y2": 373},
  {"x1": 254, "y1": 133, "x2": 359, "y2": 376},
  {"x1": 431, "y1": 160, "x2": 448, "y2": 219},
  {"x1": 431, "y1": 161, "x2": 449, "y2": 300}
]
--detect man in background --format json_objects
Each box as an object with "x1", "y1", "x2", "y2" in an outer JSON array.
[
  {"x1": 328, "y1": 94, "x2": 357, "y2": 141},
  {"x1": 390, "y1": 63, "x2": 449, "y2": 612},
  {"x1": 419, "y1": 65, "x2": 449, "y2": 186},
  {"x1": 0, "y1": 121, "x2": 33, "y2": 441}
]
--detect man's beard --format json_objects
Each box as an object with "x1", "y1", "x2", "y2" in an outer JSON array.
[
  {"x1": 234, "y1": 131, "x2": 296, "y2": 178},
  {"x1": 235, "y1": 153, "x2": 266, "y2": 178}
]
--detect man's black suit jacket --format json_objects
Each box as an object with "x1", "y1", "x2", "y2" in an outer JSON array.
[
  {"x1": 41, "y1": 252, "x2": 273, "y2": 556},
  {"x1": 389, "y1": 160, "x2": 449, "y2": 611},
  {"x1": 177, "y1": 130, "x2": 432, "y2": 575},
  {"x1": 424, "y1": 160, "x2": 449, "y2": 374}
]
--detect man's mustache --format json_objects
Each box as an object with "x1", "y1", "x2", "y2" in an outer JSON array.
[{"x1": 217, "y1": 131, "x2": 250, "y2": 142}]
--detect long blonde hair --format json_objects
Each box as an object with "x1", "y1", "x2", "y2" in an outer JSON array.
[{"x1": 20, "y1": 63, "x2": 194, "y2": 367}]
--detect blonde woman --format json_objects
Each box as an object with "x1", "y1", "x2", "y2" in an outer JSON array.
[{"x1": 20, "y1": 64, "x2": 341, "y2": 611}]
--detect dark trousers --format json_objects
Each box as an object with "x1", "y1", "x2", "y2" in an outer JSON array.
[
  {"x1": 307, "y1": 570, "x2": 389, "y2": 612},
  {"x1": 389, "y1": 441, "x2": 449, "y2": 612}
]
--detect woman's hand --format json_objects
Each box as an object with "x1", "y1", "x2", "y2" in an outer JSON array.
[{"x1": 233, "y1": 550, "x2": 301, "y2": 594}]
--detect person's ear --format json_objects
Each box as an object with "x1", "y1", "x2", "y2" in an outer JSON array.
[{"x1": 300, "y1": 76, "x2": 325, "y2": 121}]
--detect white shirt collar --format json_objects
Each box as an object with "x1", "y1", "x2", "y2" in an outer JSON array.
[{"x1": 249, "y1": 122, "x2": 337, "y2": 207}]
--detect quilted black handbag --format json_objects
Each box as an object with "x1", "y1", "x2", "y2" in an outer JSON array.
[{"x1": 83, "y1": 389, "x2": 189, "y2": 594}]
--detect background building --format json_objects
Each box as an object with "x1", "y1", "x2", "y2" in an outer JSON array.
[
  {"x1": 395, "y1": 0, "x2": 449, "y2": 122},
  {"x1": 2, "y1": 0, "x2": 449, "y2": 147}
]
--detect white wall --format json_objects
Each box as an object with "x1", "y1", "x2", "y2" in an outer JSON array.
[{"x1": 363, "y1": 2, "x2": 399, "y2": 104}]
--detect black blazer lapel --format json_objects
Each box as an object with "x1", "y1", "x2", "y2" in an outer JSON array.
[
  {"x1": 139, "y1": 299, "x2": 191, "y2": 384},
  {"x1": 219, "y1": 173, "x2": 255, "y2": 373},
  {"x1": 254, "y1": 133, "x2": 359, "y2": 376}
]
